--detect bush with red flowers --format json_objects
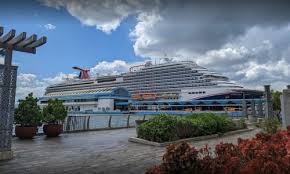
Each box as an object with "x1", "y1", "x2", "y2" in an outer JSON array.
[{"x1": 146, "y1": 126, "x2": 290, "y2": 174}]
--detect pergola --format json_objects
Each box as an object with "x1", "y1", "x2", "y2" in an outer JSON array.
[{"x1": 0, "y1": 26, "x2": 47, "y2": 160}]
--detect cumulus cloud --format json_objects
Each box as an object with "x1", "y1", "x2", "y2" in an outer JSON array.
[
  {"x1": 130, "y1": 0, "x2": 290, "y2": 58},
  {"x1": 16, "y1": 72, "x2": 76, "y2": 101},
  {"x1": 128, "y1": 0, "x2": 290, "y2": 90},
  {"x1": 39, "y1": 0, "x2": 290, "y2": 90},
  {"x1": 90, "y1": 60, "x2": 141, "y2": 77},
  {"x1": 39, "y1": 0, "x2": 159, "y2": 34},
  {"x1": 191, "y1": 25, "x2": 290, "y2": 90},
  {"x1": 44, "y1": 23, "x2": 56, "y2": 30}
]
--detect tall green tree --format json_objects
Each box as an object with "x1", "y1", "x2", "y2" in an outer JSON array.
[{"x1": 271, "y1": 90, "x2": 282, "y2": 111}]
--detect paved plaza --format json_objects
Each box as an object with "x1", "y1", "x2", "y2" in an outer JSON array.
[{"x1": 0, "y1": 128, "x2": 260, "y2": 174}]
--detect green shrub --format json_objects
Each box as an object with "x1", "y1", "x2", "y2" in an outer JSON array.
[
  {"x1": 138, "y1": 114, "x2": 179, "y2": 142},
  {"x1": 138, "y1": 113, "x2": 241, "y2": 143},
  {"x1": 43, "y1": 99, "x2": 67, "y2": 124},
  {"x1": 212, "y1": 115, "x2": 236, "y2": 132},
  {"x1": 234, "y1": 118, "x2": 247, "y2": 130},
  {"x1": 186, "y1": 113, "x2": 237, "y2": 134},
  {"x1": 14, "y1": 93, "x2": 42, "y2": 127},
  {"x1": 261, "y1": 117, "x2": 281, "y2": 134},
  {"x1": 175, "y1": 118, "x2": 195, "y2": 139}
]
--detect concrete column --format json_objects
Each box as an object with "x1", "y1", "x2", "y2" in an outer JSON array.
[
  {"x1": 281, "y1": 85, "x2": 290, "y2": 128},
  {"x1": 248, "y1": 100, "x2": 256, "y2": 123},
  {"x1": 264, "y1": 85, "x2": 273, "y2": 118},
  {"x1": 257, "y1": 100, "x2": 263, "y2": 117},
  {"x1": 242, "y1": 100, "x2": 247, "y2": 117},
  {"x1": 0, "y1": 49, "x2": 15, "y2": 160}
]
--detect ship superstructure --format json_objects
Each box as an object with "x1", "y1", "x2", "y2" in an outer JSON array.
[{"x1": 40, "y1": 60, "x2": 263, "y2": 112}]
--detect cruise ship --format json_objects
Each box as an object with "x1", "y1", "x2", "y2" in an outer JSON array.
[{"x1": 39, "y1": 60, "x2": 263, "y2": 112}]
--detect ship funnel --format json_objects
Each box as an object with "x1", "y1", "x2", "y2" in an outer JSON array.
[{"x1": 72, "y1": 66, "x2": 91, "y2": 80}]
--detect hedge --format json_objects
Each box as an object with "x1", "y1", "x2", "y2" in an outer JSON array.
[
  {"x1": 137, "y1": 114, "x2": 245, "y2": 143},
  {"x1": 146, "y1": 127, "x2": 290, "y2": 174}
]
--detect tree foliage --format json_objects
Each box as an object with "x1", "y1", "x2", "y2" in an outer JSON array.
[
  {"x1": 271, "y1": 90, "x2": 282, "y2": 111},
  {"x1": 138, "y1": 114, "x2": 243, "y2": 143},
  {"x1": 43, "y1": 99, "x2": 67, "y2": 124},
  {"x1": 14, "y1": 93, "x2": 42, "y2": 127}
]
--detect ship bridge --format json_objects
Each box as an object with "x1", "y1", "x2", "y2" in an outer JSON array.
[{"x1": 39, "y1": 87, "x2": 131, "y2": 112}]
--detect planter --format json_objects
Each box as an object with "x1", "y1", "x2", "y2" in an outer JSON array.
[
  {"x1": 43, "y1": 124, "x2": 63, "y2": 137},
  {"x1": 135, "y1": 120, "x2": 147, "y2": 127},
  {"x1": 135, "y1": 120, "x2": 147, "y2": 135},
  {"x1": 15, "y1": 126, "x2": 37, "y2": 139},
  {"x1": 129, "y1": 128, "x2": 255, "y2": 147}
]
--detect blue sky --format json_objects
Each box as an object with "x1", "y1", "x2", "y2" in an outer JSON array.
[
  {"x1": 1, "y1": 0, "x2": 290, "y2": 99},
  {"x1": 0, "y1": 0, "x2": 141, "y2": 78}
]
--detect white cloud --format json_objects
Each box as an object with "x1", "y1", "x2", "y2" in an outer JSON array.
[
  {"x1": 16, "y1": 72, "x2": 76, "y2": 101},
  {"x1": 40, "y1": 0, "x2": 159, "y2": 34},
  {"x1": 90, "y1": 60, "x2": 141, "y2": 77},
  {"x1": 44, "y1": 23, "x2": 56, "y2": 30},
  {"x1": 37, "y1": 0, "x2": 290, "y2": 91}
]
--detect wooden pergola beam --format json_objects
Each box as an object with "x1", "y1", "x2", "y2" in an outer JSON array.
[
  {"x1": 26, "y1": 36, "x2": 47, "y2": 48},
  {"x1": 0, "y1": 29, "x2": 16, "y2": 43},
  {"x1": 0, "y1": 42, "x2": 36, "y2": 54},
  {"x1": 16, "y1": 34, "x2": 37, "y2": 48},
  {"x1": 7, "y1": 32, "x2": 26, "y2": 45},
  {"x1": 0, "y1": 26, "x2": 47, "y2": 54}
]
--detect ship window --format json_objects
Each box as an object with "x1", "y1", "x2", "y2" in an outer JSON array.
[
  {"x1": 199, "y1": 91, "x2": 202, "y2": 94},
  {"x1": 203, "y1": 91, "x2": 206, "y2": 94}
]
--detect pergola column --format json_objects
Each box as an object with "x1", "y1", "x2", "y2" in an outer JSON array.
[
  {"x1": 264, "y1": 85, "x2": 273, "y2": 119},
  {"x1": 0, "y1": 48, "x2": 16, "y2": 160},
  {"x1": 0, "y1": 26, "x2": 46, "y2": 160}
]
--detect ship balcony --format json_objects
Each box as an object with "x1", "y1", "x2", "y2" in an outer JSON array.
[
  {"x1": 39, "y1": 101, "x2": 98, "y2": 106},
  {"x1": 63, "y1": 101, "x2": 98, "y2": 106}
]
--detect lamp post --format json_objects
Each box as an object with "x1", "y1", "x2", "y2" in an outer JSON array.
[{"x1": 0, "y1": 26, "x2": 47, "y2": 160}]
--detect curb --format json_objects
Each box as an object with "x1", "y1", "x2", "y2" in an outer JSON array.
[{"x1": 128, "y1": 128, "x2": 255, "y2": 147}]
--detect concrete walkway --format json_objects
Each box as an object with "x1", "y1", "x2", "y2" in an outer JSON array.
[{"x1": 0, "y1": 128, "x2": 260, "y2": 174}]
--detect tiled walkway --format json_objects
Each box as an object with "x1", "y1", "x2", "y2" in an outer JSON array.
[{"x1": 0, "y1": 128, "x2": 260, "y2": 174}]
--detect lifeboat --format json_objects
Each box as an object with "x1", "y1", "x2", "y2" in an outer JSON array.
[
  {"x1": 132, "y1": 94, "x2": 142, "y2": 100},
  {"x1": 142, "y1": 93, "x2": 157, "y2": 100},
  {"x1": 158, "y1": 93, "x2": 179, "y2": 100}
]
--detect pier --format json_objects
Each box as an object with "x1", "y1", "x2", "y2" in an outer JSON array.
[{"x1": 0, "y1": 127, "x2": 260, "y2": 174}]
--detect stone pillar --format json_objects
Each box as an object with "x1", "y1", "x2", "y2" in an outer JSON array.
[
  {"x1": 257, "y1": 100, "x2": 263, "y2": 117},
  {"x1": 264, "y1": 85, "x2": 273, "y2": 118},
  {"x1": 0, "y1": 49, "x2": 17, "y2": 160},
  {"x1": 281, "y1": 85, "x2": 290, "y2": 128},
  {"x1": 242, "y1": 100, "x2": 247, "y2": 117},
  {"x1": 248, "y1": 100, "x2": 257, "y2": 123}
]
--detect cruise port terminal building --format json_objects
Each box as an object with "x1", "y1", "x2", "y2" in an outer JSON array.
[
  {"x1": 39, "y1": 86, "x2": 264, "y2": 113},
  {"x1": 39, "y1": 87, "x2": 131, "y2": 112}
]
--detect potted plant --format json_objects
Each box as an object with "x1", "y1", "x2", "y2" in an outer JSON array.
[
  {"x1": 14, "y1": 93, "x2": 42, "y2": 139},
  {"x1": 42, "y1": 99, "x2": 67, "y2": 137}
]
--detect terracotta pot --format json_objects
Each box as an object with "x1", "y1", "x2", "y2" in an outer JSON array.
[
  {"x1": 43, "y1": 124, "x2": 63, "y2": 137},
  {"x1": 15, "y1": 126, "x2": 37, "y2": 139}
]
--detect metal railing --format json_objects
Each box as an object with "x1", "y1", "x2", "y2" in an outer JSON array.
[
  {"x1": 12, "y1": 106, "x2": 265, "y2": 135},
  {"x1": 63, "y1": 114, "x2": 145, "y2": 132}
]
